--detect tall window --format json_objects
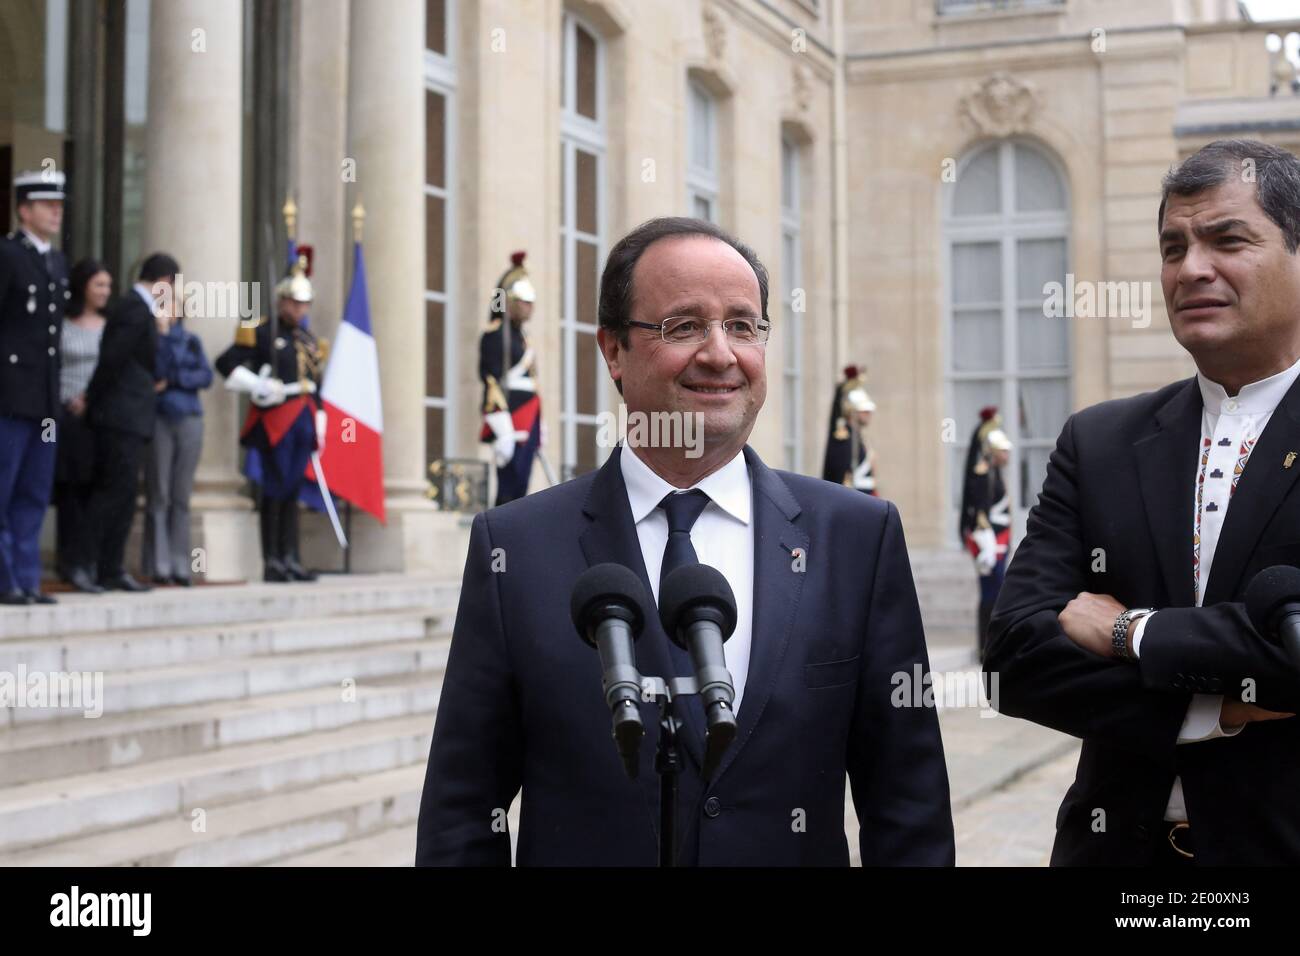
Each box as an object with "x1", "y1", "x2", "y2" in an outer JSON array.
[
  {"x1": 560, "y1": 12, "x2": 606, "y2": 478},
  {"x1": 424, "y1": 0, "x2": 456, "y2": 468},
  {"x1": 780, "y1": 136, "x2": 803, "y2": 472},
  {"x1": 687, "y1": 80, "x2": 718, "y2": 221},
  {"x1": 945, "y1": 140, "x2": 1071, "y2": 536}
]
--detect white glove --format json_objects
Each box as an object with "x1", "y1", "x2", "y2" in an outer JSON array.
[
  {"x1": 972, "y1": 527, "x2": 998, "y2": 575},
  {"x1": 485, "y1": 410, "x2": 516, "y2": 468},
  {"x1": 315, "y1": 409, "x2": 327, "y2": 452},
  {"x1": 225, "y1": 364, "x2": 286, "y2": 407},
  {"x1": 251, "y1": 376, "x2": 286, "y2": 408}
]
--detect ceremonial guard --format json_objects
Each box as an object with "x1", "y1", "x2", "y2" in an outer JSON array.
[
  {"x1": 959, "y1": 407, "x2": 1014, "y2": 660},
  {"x1": 821, "y1": 365, "x2": 878, "y2": 495},
  {"x1": 215, "y1": 255, "x2": 328, "y2": 582},
  {"x1": 0, "y1": 170, "x2": 69, "y2": 604},
  {"x1": 479, "y1": 251, "x2": 541, "y2": 506}
]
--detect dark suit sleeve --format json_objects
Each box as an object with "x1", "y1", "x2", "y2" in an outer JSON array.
[
  {"x1": 87, "y1": 303, "x2": 144, "y2": 402},
  {"x1": 985, "y1": 414, "x2": 1189, "y2": 757},
  {"x1": 848, "y1": 501, "x2": 956, "y2": 865},
  {"x1": 415, "y1": 512, "x2": 524, "y2": 866},
  {"x1": 1137, "y1": 606, "x2": 1300, "y2": 713}
]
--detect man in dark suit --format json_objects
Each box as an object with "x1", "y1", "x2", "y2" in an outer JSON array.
[
  {"x1": 417, "y1": 217, "x2": 954, "y2": 866},
  {"x1": 85, "y1": 253, "x2": 179, "y2": 592},
  {"x1": 986, "y1": 139, "x2": 1300, "y2": 866},
  {"x1": 0, "y1": 170, "x2": 69, "y2": 605}
]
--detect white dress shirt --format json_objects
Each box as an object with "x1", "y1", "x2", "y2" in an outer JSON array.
[
  {"x1": 619, "y1": 444, "x2": 755, "y2": 714},
  {"x1": 1131, "y1": 355, "x2": 1300, "y2": 821},
  {"x1": 133, "y1": 282, "x2": 161, "y2": 315},
  {"x1": 22, "y1": 228, "x2": 51, "y2": 255}
]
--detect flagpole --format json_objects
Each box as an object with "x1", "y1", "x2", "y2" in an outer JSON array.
[{"x1": 341, "y1": 198, "x2": 367, "y2": 575}]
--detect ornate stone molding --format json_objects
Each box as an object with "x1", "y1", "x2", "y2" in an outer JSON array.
[
  {"x1": 703, "y1": 3, "x2": 727, "y2": 61},
  {"x1": 958, "y1": 72, "x2": 1041, "y2": 138},
  {"x1": 792, "y1": 62, "x2": 813, "y2": 112}
]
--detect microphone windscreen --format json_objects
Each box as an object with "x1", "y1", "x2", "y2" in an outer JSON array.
[
  {"x1": 1244, "y1": 564, "x2": 1300, "y2": 638},
  {"x1": 570, "y1": 563, "x2": 648, "y2": 641},
  {"x1": 659, "y1": 563, "x2": 738, "y2": 646}
]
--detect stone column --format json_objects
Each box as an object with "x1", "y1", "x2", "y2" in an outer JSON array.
[
  {"x1": 142, "y1": 0, "x2": 257, "y2": 581},
  {"x1": 289, "y1": 0, "x2": 349, "y2": 343},
  {"x1": 305, "y1": 0, "x2": 454, "y2": 573}
]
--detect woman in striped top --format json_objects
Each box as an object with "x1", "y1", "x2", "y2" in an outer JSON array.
[{"x1": 56, "y1": 259, "x2": 112, "y2": 593}]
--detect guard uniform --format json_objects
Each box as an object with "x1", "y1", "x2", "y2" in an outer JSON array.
[
  {"x1": 215, "y1": 259, "x2": 328, "y2": 582},
  {"x1": 959, "y1": 407, "x2": 1013, "y2": 660},
  {"x1": 479, "y1": 252, "x2": 540, "y2": 506},
  {"x1": 821, "y1": 365, "x2": 878, "y2": 495},
  {"x1": 0, "y1": 171, "x2": 68, "y2": 603}
]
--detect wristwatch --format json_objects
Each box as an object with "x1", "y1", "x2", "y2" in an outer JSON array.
[{"x1": 1113, "y1": 608, "x2": 1153, "y2": 662}]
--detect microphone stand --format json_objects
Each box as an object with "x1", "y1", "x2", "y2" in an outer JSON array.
[{"x1": 637, "y1": 674, "x2": 719, "y2": 868}]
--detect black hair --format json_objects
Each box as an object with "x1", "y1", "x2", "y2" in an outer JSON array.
[
  {"x1": 67, "y1": 258, "x2": 111, "y2": 317},
  {"x1": 138, "y1": 252, "x2": 181, "y2": 283},
  {"x1": 1158, "y1": 139, "x2": 1300, "y2": 253}
]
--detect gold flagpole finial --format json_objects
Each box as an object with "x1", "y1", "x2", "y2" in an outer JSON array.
[
  {"x1": 352, "y1": 199, "x2": 366, "y2": 244},
  {"x1": 282, "y1": 196, "x2": 298, "y2": 240}
]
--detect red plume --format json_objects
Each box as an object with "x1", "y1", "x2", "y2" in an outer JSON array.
[
  {"x1": 979, "y1": 406, "x2": 998, "y2": 421},
  {"x1": 843, "y1": 365, "x2": 859, "y2": 379},
  {"x1": 296, "y1": 244, "x2": 314, "y2": 277},
  {"x1": 510, "y1": 250, "x2": 527, "y2": 267}
]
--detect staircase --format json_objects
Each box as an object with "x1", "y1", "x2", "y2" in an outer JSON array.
[{"x1": 0, "y1": 575, "x2": 458, "y2": 867}]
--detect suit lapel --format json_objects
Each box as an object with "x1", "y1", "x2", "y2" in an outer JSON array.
[
  {"x1": 710, "y1": 447, "x2": 808, "y2": 784},
  {"x1": 1204, "y1": 375, "x2": 1300, "y2": 605},
  {"x1": 1133, "y1": 379, "x2": 1201, "y2": 608},
  {"x1": 577, "y1": 447, "x2": 705, "y2": 769}
]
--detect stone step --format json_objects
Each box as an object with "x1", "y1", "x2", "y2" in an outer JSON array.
[
  {"x1": 3, "y1": 637, "x2": 450, "y2": 726},
  {"x1": 269, "y1": 820, "x2": 419, "y2": 867},
  {"x1": 0, "y1": 764, "x2": 427, "y2": 867},
  {"x1": 0, "y1": 670, "x2": 445, "y2": 789},
  {"x1": 0, "y1": 574, "x2": 460, "y2": 641},
  {"x1": 0, "y1": 711, "x2": 434, "y2": 854},
  {"x1": 0, "y1": 608, "x2": 444, "y2": 674}
]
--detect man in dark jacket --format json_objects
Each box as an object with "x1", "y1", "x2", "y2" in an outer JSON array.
[{"x1": 85, "y1": 252, "x2": 179, "y2": 592}]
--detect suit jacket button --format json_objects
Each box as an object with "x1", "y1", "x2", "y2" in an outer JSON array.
[
  {"x1": 8, "y1": 354, "x2": 16, "y2": 364},
  {"x1": 703, "y1": 796, "x2": 722, "y2": 818},
  {"x1": 47, "y1": 346, "x2": 56, "y2": 357},
  {"x1": 1135, "y1": 824, "x2": 1149, "y2": 841},
  {"x1": 48, "y1": 303, "x2": 56, "y2": 312},
  {"x1": 48, "y1": 325, "x2": 56, "y2": 335}
]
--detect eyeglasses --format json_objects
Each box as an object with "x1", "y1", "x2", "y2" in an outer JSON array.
[{"x1": 627, "y1": 316, "x2": 771, "y2": 346}]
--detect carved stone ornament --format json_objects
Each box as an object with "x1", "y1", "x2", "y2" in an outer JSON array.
[
  {"x1": 793, "y1": 62, "x2": 813, "y2": 112},
  {"x1": 703, "y1": 4, "x2": 726, "y2": 61},
  {"x1": 958, "y1": 72, "x2": 1041, "y2": 138}
]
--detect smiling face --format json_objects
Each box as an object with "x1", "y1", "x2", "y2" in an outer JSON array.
[
  {"x1": 1159, "y1": 175, "x2": 1300, "y2": 381},
  {"x1": 597, "y1": 234, "x2": 767, "y2": 459},
  {"x1": 85, "y1": 271, "x2": 112, "y2": 312}
]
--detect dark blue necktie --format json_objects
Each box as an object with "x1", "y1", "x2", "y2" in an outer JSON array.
[{"x1": 658, "y1": 490, "x2": 711, "y2": 676}]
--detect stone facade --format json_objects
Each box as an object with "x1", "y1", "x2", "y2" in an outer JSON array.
[{"x1": 5, "y1": 0, "x2": 1299, "y2": 575}]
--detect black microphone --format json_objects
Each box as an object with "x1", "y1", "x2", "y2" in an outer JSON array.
[
  {"x1": 1245, "y1": 565, "x2": 1300, "y2": 675},
  {"x1": 659, "y1": 563, "x2": 738, "y2": 780},
  {"x1": 571, "y1": 563, "x2": 650, "y2": 778}
]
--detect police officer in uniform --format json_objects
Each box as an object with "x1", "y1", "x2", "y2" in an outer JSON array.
[
  {"x1": 479, "y1": 251, "x2": 541, "y2": 506},
  {"x1": 215, "y1": 256, "x2": 328, "y2": 582},
  {"x1": 821, "y1": 365, "x2": 878, "y2": 495},
  {"x1": 0, "y1": 171, "x2": 69, "y2": 604},
  {"x1": 959, "y1": 407, "x2": 1013, "y2": 661}
]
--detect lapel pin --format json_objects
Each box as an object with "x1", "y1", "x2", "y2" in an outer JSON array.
[{"x1": 1285, "y1": 452, "x2": 1297, "y2": 470}]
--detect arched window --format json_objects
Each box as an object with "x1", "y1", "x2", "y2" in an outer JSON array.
[{"x1": 944, "y1": 140, "x2": 1071, "y2": 536}]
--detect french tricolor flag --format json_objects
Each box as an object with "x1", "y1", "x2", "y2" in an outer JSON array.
[{"x1": 309, "y1": 241, "x2": 386, "y2": 523}]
